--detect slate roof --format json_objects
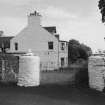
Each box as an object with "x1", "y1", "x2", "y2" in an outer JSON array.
[{"x1": 43, "y1": 26, "x2": 56, "y2": 34}]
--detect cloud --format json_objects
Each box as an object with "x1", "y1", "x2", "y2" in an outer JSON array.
[
  {"x1": 0, "y1": 17, "x2": 26, "y2": 36},
  {"x1": 40, "y1": 6, "x2": 77, "y2": 21},
  {"x1": 0, "y1": 0, "x2": 41, "y2": 18},
  {"x1": 40, "y1": 0, "x2": 96, "y2": 18},
  {"x1": 0, "y1": 0, "x2": 103, "y2": 51},
  {"x1": 0, "y1": 0, "x2": 34, "y2": 5}
]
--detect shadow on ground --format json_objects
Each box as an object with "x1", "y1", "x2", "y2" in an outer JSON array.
[{"x1": 0, "y1": 83, "x2": 105, "y2": 105}]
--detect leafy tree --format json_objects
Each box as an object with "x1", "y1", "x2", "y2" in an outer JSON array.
[
  {"x1": 68, "y1": 39, "x2": 92, "y2": 64},
  {"x1": 98, "y1": 0, "x2": 105, "y2": 23},
  {"x1": 80, "y1": 44, "x2": 92, "y2": 57},
  {"x1": 78, "y1": 46, "x2": 88, "y2": 60},
  {"x1": 68, "y1": 39, "x2": 80, "y2": 63},
  {"x1": 68, "y1": 39, "x2": 80, "y2": 46}
]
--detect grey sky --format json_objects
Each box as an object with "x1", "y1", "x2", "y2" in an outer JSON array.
[
  {"x1": 0, "y1": 0, "x2": 104, "y2": 51},
  {"x1": 0, "y1": 0, "x2": 96, "y2": 17}
]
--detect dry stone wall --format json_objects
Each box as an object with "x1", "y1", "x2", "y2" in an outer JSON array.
[
  {"x1": 88, "y1": 55, "x2": 105, "y2": 91},
  {"x1": 17, "y1": 55, "x2": 40, "y2": 87}
]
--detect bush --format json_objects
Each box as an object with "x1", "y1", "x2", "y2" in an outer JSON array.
[{"x1": 75, "y1": 68, "x2": 89, "y2": 87}]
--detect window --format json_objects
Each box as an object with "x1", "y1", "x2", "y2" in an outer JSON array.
[
  {"x1": 48, "y1": 42, "x2": 53, "y2": 50},
  {"x1": 61, "y1": 57, "x2": 65, "y2": 67},
  {"x1": 15, "y1": 42, "x2": 18, "y2": 51},
  {"x1": 61, "y1": 43, "x2": 65, "y2": 50}
]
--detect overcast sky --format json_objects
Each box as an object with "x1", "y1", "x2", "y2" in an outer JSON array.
[{"x1": 0, "y1": 0, "x2": 104, "y2": 52}]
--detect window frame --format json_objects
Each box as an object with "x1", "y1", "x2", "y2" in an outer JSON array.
[
  {"x1": 15, "y1": 42, "x2": 18, "y2": 51},
  {"x1": 61, "y1": 42, "x2": 65, "y2": 50},
  {"x1": 48, "y1": 41, "x2": 54, "y2": 50}
]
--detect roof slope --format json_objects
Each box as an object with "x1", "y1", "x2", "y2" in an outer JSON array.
[{"x1": 43, "y1": 26, "x2": 56, "y2": 34}]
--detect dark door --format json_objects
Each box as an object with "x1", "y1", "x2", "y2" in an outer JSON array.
[{"x1": 61, "y1": 57, "x2": 64, "y2": 67}]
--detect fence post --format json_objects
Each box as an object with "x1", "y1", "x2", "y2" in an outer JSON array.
[{"x1": 1, "y1": 60, "x2": 5, "y2": 81}]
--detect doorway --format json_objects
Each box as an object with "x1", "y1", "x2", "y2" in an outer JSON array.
[{"x1": 61, "y1": 57, "x2": 65, "y2": 67}]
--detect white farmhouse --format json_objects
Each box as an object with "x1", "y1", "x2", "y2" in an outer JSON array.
[{"x1": 10, "y1": 11, "x2": 68, "y2": 71}]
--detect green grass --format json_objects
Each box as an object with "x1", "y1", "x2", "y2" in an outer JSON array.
[{"x1": 40, "y1": 70, "x2": 75, "y2": 85}]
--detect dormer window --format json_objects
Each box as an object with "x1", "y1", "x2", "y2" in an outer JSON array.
[
  {"x1": 15, "y1": 42, "x2": 18, "y2": 51},
  {"x1": 48, "y1": 42, "x2": 53, "y2": 50}
]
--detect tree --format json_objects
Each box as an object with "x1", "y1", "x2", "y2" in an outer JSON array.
[
  {"x1": 68, "y1": 39, "x2": 92, "y2": 64},
  {"x1": 68, "y1": 39, "x2": 80, "y2": 63},
  {"x1": 98, "y1": 0, "x2": 105, "y2": 23},
  {"x1": 80, "y1": 43, "x2": 92, "y2": 57}
]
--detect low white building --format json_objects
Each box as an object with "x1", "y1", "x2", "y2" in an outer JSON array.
[{"x1": 10, "y1": 11, "x2": 68, "y2": 71}]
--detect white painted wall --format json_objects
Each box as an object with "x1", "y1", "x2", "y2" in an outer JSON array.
[
  {"x1": 10, "y1": 12, "x2": 59, "y2": 71},
  {"x1": 10, "y1": 11, "x2": 68, "y2": 70},
  {"x1": 59, "y1": 41, "x2": 68, "y2": 67}
]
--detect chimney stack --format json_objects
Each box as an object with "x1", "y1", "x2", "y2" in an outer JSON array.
[
  {"x1": 55, "y1": 34, "x2": 59, "y2": 40},
  {"x1": 28, "y1": 11, "x2": 41, "y2": 26}
]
